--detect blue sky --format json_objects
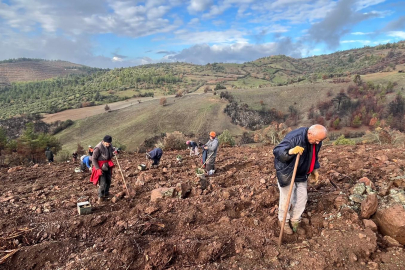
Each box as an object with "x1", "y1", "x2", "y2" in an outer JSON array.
[{"x1": 0, "y1": 0, "x2": 404, "y2": 68}]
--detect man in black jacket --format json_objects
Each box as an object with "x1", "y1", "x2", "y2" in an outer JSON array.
[{"x1": 273, "y1": 124, "x2": 327, "y2": 234}]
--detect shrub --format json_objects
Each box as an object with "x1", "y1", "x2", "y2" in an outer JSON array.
[
  {"x1": 114, "y1": 140, "x2": 127, "y2": 151},
  {"x1": 76, "y1": 143, "x2": 85, "y2": 155},
  {"x1": 104, "y1": 104, "x2": 110, "y2": 111},
  {"x1": 333, "y1": 135, "x2": 355, "y2": 145},
  {"x1": 159, "y1": 131, "x2": 187, "y2": 150},
  {"x1": 254, "y1": 122, "x2": 291, "y2": 145},
  {"x1": 218, "y1": 129, "x2": 235, "y2": 146},
  {"x1": 55, "y1": 150, "x2": 70, "y2": 162},
  {"x1": 214, "y1": 83, "x2": 226, "y2": 90},
  {"x1": 362, "y1": 127, "x2": 405, "y2": 146},
  {"x1": 160, "y1": 97, "x2": 167, "y2": 106}
]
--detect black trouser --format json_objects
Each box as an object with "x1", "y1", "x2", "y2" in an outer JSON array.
[
  {"x1": 98, "y1": 168, "x2": 112, "y2": 198},
  {"x1": 80, "y1": 162, "x2": 87, "y2": 172},
  {"x1": 152, "y1": 158, "x2": 161, "y2": 165}
]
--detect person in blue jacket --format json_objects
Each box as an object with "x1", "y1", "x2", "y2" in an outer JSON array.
[
  {"x1": 80, "y1": 155, "x2": 92, "y2": 172},
  {"x1": 186, "y1": 140, "x2": 199, "y2": 156},
  {"x1": 146, "y1": 147, "x2": 163, "y2": 168},
  {"x1": 273, "y1": 124, "x2": 327, "y2": 235}
]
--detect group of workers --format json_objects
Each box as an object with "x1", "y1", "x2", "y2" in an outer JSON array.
[{"x1": 45, "y1": 124, "x2": 328, "y2": 234}]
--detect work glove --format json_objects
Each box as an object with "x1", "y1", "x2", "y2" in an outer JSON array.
[
  {"x1": 308, "y1": 169, "x2": 319, "y2": 185},
  {"x1": 289, "y1": 146, "x2": 304, "y2": 155}
]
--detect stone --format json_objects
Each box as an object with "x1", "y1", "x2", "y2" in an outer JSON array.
[
  {"x1": 162, "y1": 168, "x2": 168, "y2": 173},
  {"x1": 111, "y1": 196, "x2": 118, "y2": 203},
  {"x1": 351, "y1": 183, "x2": 366, "y2": 195},
  {"x1": 222, "y1": 191, "x2": 230, "y2": 200},
  {"x1": 32, "y1": 164, "x2": 39, "y2": 168},
  {"x1": 176, "y1": 183, "x2": 191, "y2": 199},
  {"x1": 334, "y1": 195, "x2": 348, "y2": 209},
  {"x1": 260, "y1": 178, "x2": 266, "y2": 184},
  {"x1": 349, "y1": 194, "x2": 365, "y2": 203},
  {"x1": 374, "y1": 204, "x2": 405, "y2": 245},
  {"x1": 219, "y1": 216, "x2": 230, "y2": 223},
  {"x1": 383, "y1": 236, "x2": 402, "y2": 247},
  {"x1": 363, "y1": 219, "x2": 378, "y2": 232},
  {"x1": 150, "y1": 187, "x2": 175, "y2": 202},
  {"x1": 361, "y1": 193, "x2": 378, "y2": 219},
  {"x1": 358, "y1": 177, "x2": 375, "y2": 189},
  {"x1": 349, "y1": 252, "x2": 357, "y2": 263},
  {"x1": 7, "y1": 166, "x2": 23, "y2": 173}
]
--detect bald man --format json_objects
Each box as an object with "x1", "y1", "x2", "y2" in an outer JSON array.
[{"x1": 273, "y1": 124, "x2": 328, "y2": 234}]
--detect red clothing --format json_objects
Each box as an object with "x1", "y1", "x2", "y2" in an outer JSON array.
[
  {"x1": 307, "y1": 144, "x2": 316, "y2": 174},
  {"x1": 90, "y1": 160, "x2": 114, "y2": 185}
]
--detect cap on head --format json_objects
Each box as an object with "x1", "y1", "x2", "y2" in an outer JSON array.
[
  {"x1": 103, "y1": 135, "x2": 112, "y2": 143},
  {"x1": 210, "y1": 131, "x2": 216, "y2": 137},
  {"x1": 186, "y1": 140, "x2": 190, "y2": 145},
  {"x1": 88, "y1": 145, "x2": 92, "y2": 148}
]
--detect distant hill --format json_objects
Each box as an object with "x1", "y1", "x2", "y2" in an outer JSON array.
[
  {"x1": 0, "y1": 58, "x2": 101, "y2": 86},
  {"x1": 0, "y1": 41, "x2": 405, "y2": 119}
]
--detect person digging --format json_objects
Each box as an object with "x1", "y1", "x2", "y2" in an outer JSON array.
[
  {"x1": 90, "y1": 135, "x2": 115, "y2": 204},
  {"x1": 273, "y1": 124, "x2": 327, "y2": 235},
  {"x1": 204, "y1": 131, "x2": 218, "y2": 175},
  {"x1": 146, "y1": 147, "x2": 163, "y2": 169}
]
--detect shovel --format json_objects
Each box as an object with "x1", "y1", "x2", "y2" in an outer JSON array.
[
  {"x1": 114, "y1": 155, "x2": 130, "y2": 196},
  {"x1": 200, "y1": 152, "x2": 214, "y2": 170},
  {"x1": 278, "y1": 153, "x2": 301, "y2": 247}
]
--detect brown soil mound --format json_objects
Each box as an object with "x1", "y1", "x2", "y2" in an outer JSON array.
[{"x1": 1, "y1": 145, "x2": 404, "y2": 269}]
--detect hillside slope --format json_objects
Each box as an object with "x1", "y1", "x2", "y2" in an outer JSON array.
[
  {"x1": 0, "y1": 59, "x2": 97, "y2": 86},
  {"x1": 1, "y1": 41, "x2": 404, "y2": 118},
  {"x1": 1, "y1": 144, "x2": 405, "y2": 269},
  {"x1": 56, "y1": 94, "x2": 245, "y2": 152}
]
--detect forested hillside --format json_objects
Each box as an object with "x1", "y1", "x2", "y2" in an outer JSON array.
[{"x1": 0, "y1": 41, "x2": 404, "y2": 119}]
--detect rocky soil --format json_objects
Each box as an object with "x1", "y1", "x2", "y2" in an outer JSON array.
[{"x1": 1, "y1": 144, "x2": 405, "y2": 269}]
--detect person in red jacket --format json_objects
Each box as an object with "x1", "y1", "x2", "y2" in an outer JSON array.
[{"x1": 90, "y1": 135, "x2": 114, "y2": 203}]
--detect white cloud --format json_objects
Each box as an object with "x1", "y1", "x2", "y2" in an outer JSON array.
[
  {"x1": 187, "y1": 0, "x2": 213, "y2": 13},
  {"x1": 174, "y1": 29, "x2": 249, "y2": 44},
  {"x1": 341, "y1": 40, "x2": 371, "y2": 44},
  {"x1": 167, "y1": 38, "x2": 303, "y2": 65},
  {"x1": 112, "y1": 56, "x2": 124, "y2": 62},
  {"x1": 188, "y1": 18, "x2": 200, "y2": 25},
  {"x1": 351, "y1": 31, "x2": 373, "y2": 35},
  {"x1": 387, "y1": 31, "x2": 405, "y2": 39}
]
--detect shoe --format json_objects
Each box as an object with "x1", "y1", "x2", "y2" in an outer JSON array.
[
  {"x1": 97, "y1": 197, "x2": 105, "y2": 204},
  {"x1": 279, "y1": 221, "x2": 293, "y2": 235},
  {"x1": 291, "y1": 221, "x2": 300, "y2": 233}
]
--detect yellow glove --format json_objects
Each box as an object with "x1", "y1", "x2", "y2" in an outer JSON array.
[
  {"x1": 289, "y1": 146, "x2": 304, "y2": 155},
  {"x1": 309, "y1": 169, "x2": 319, "y2": 185}
]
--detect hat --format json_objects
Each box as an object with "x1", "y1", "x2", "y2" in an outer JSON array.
[
  {"x1": 88, "y1": 145, "x2": 92, "y2": 148},
  {"x1": 80, "y1": 155, "x2": 86, "y2": 161},
  {"x1": 186, "y1": 140, "x2": 190, "y2": 145},
  {"x1": 103, "y1": 135, "x2": 112, "y2": 143},
  {"x1": 209, "y1": 131, "x2": 216, "y2": 137}
]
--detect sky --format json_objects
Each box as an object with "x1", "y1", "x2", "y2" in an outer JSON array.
[{"x1": 0, "y1": 0, "x2": 404, "y2": 68}]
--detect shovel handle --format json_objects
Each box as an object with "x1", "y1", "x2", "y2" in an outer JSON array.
[
  {"x1": 114, "y1": 155, "x2": 130, "y2": 196},
  {"x1": 200, "y1": 152, "x2": 214, "y2": 169},
  {"x1": 278, "y1": 154, "x2": 301, "y2": 247}
]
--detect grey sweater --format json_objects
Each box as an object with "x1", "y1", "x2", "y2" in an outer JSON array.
[
  {"x1": 92, "y1": 141, "x2": 114, "y2": 169},
  {"x1": 205, "y1": 138, "x2": 219, "y2": 158}
]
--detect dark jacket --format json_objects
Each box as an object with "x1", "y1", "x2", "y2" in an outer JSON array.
[
  {"x1": 273, "y1": 127, "x2": 322, "y2": 187},
  {"x1": 92, "y1": 141, "x2": 114, "y2": 170},
  {"x1": 188, "y1": 141, "x2": 197, "y2": 149},
  {"x1": 45, "y1": 149, "x2": 54, "y2": 160},
  {"x1": 148, "y1": 148, "x2": 163, "y2": 160}
]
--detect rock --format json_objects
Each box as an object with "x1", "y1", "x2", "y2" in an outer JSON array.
[
  {"x1": 222, "y1": 191, "x2": 230, "y2": 200},
  {"x1": 361, "y1": 193, "x2": 378, "y2": 219},
  {"x1": 349, "y1": 194, "x2": 365, "y2": 203},
  {"x1": 358, "y1": 177, "x2": 375, "y2": 188},
  {"x1": 349, "y1": 252, "x2": 357, "y2": 263},
  {"x1": 115, "y1": 191, "x2": 125, "y2": 199},
  {"x1": 219, "y1": 216, "x2": 230, "y2": 223},
  {"x1": 374, "y1": 204, "x2": 405, "y2": 245},
  {"x1": 32, "y1": 164, "x2": 39, "y2": 168},
  {"x1": 144, "y1": 206, "x2": 159, "y2": 215},
  {"x1": 260, "y1": 178, "x2": 266, "y2": 184},
  {"x1": 111, "y1": 196, "x2": 118, "y2": 203},
  {"x1": 7, "y1": 166, "x2": 23, "y2": 173},
  {"x1": 162, "y1": 168, "x2": 168, "y2": 173},
  {"x1": 383, "y1": 235, "x2": 402, "y2": 247},
  {"x1": 176, "y1": 183, "x2": 191, "y2": 199},
  {"x1": 150, "y1": 187, "x2": 175, "y2": 202},
  {"x1": 334, "y1": 195, "x2": 348, "y2": 209},
  {"x1": 363, "y1": 219, "x2": 378, "y2": 232},
  {"x1": 351, "y1": 183, "x2": 366, "y2": 195}
]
